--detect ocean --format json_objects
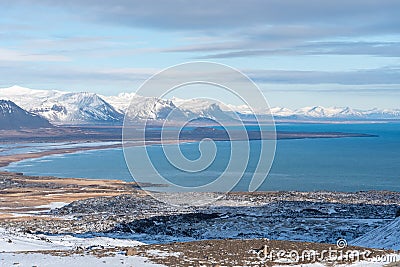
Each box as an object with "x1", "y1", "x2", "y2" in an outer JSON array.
[{"x1": 4, "y1": 122, "x2": 400, "y2": 192}]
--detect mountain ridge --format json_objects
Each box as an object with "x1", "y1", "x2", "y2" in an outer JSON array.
[
  {"x1": 0, "y1": 86, "x2": 123, "y2": 124},
  {"x1": 0, "y1": 86, "x2": 399, "y2": 124}
]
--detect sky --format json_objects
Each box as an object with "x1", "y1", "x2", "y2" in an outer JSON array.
[{"x1": 0, "y1": 0, "x2": 399, "y2": 109}]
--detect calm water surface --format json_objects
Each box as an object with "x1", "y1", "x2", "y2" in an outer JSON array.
[{"x1": 4, "y1": 123, "x2": 400, "y2": 192}]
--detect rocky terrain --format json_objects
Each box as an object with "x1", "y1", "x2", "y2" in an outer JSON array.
[
  {"x1": 1, "y1": 172, "x2": 399, "y2": 266},
  {"x1": 25, "y1": 191, "x2": 399, "y2": 246},
  {"x1": 1, "y1": 172, "x2": 400, "y2": 245}
]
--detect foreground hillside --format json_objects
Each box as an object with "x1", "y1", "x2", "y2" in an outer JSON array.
[
  {"x1": 1, "y1": 236, "x2": 398, "y2": 267},
  {"x1": 0, "y1": 172, "x2": 399, "y2": 266}
]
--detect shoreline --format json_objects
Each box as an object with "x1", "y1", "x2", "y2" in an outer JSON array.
[
  {"x1": 0, "y1": 129, "x2": 377, "y2": 170},
  {"x1": 1, "y1": 169, "x2": 400, "y2": 218},
  {"x1": 0, "y1": 171, "x2": 144, "y2": 221},
  {"x1": 0, "y1": 139, "x2": 197, "y2": 169},
  {"x1": 0, "y1": 143, "x2": 123, "y2": 168}
]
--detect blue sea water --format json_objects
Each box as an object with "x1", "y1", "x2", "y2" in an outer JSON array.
[{"x1": 4, "y1": 123, "x2": 400, "y2": 192}]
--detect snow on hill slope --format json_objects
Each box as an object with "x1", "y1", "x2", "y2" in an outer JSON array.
[
  {"x1": 171, "y1": 97, "x2": 237, "y2": 121},
  {"x1": 220, "y1": 103, "x2": 400, "y2": 120},
  {"x1": 276, "y1": 106, "x2": 400, "y2": 120},
  {"x1": 361, "y1": 108, "x2": 400, "y2": 119},
  {"x1": 0, "y1": 86, "x2": 123, "y2": 124},
  {"x1": 101, "y1": 92, "x2": 136, "y2": 113},
  {"x1": 0, "y1": 100, "x2": 52, "y2": 129},
  {"x1": 29, "y1": 92, "x2": 123, "y2": 123},
  {"x1": 350, "y1": 217, "x2": 400, "y2": 250},
  {"x1": 103, "y1": 93, "x2": 188, "y2": 121},
  {"x1": 0, "y1": 228, "x2": 163, "y2": 266},
  {"x1": 103, "y1": 94, "x2": 236, "y2": 122}
]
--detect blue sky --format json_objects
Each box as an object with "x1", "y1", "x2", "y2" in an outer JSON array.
[{"x1": 0, "y1": 0, "x2": 399, "y2": 108}]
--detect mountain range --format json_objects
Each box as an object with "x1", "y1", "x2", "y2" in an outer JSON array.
[{"x1": 0, "y1": 86, "x2": 399, "y2": 125}]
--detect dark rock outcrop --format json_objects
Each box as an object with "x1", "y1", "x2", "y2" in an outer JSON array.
[{"x1": 0, "y1": 100, "x2": 52, "y2": 129}]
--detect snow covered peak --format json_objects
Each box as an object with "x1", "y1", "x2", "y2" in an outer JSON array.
[
  {"x1": 290, "y1": 106, "x2": 399, "y2": 119},
  {"x1": 268, "y1": 107, "x2": 295, "y2": 117},
  {"x1": 101, "y1": 92, "x2": 137, "y2": 113},
  {"x1": 296, "y1": 106, "x2": 336, "y2": 117},
  {"x1": 0, "y1": 100, "x2": 20, "y2": 115},
  {"x1": 0, "y1": 86, "x2": 122, "y2": 124},
  {"x1": 1, "y1": 86, "x2": 399, "y2": 124},
  {"x1": 106, "y1": 95, "x2": 237, "y2": 122},
  {"x1": 124, "y1": 96, "x2": 181, "y2": 121}
]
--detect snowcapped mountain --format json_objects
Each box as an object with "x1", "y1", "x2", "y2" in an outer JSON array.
[
  {"x1": 126, "y1": 97, "x2": 185, "y2": 121},
  {"x1": 0, "y1": 86, "x2": 399, "y2": 124},
  {"x1": 29, "y1": 92, "x2": 123, "y2": 123},
  {"x1": 0, "y1": 100, "x2": 52, "y2": 129},
  {"x1": 103, "y1": 94, "x2": 236, "y2": 122},
  {"x1": 171, "y1": 97, "x2": 236, "y2": 121},
  {"x1": 102, "y1": 93, "x2": 182, "y2": 120},
  {"x1": 361, "y1": 108, "x2": 400, "y2": 119},
  {"x1": 222, "y1": 104, "x2": 400, "y2": 121},
  {"x1": 268, "y1": 107, "x2": 295, "y2": 117},
  {"x1": 269, "y1": 106, "x2": 400, "y2": 120},
  {"x1": 0, "y1": 86, "x2": 123, "y2": 124},
  {"x1": 101, "y1": 92, "x2": 136, "y2": 114},
  {"x1": 292, "y1": 106, "x2": 367, "y2": 119}
]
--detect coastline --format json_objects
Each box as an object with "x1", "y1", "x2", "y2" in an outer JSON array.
[
  {"x1": 0, "y1": 143, "x2": 123, "y2": 168},
  {"x1": 0, "y1": 127, "x2": 385, "y2": 195},
  {"x1": 0, "y1": 150, "x2": 393, "y2": 255},
  {"x1": 0, "y1": 128, "x2": 377, "y2": 171},
  {"x1": 0, "y1": 132, "x2": 399, "y2": 267},
  {"x1": 0, "y1": 139, "x2": 197, "y2": 170}
]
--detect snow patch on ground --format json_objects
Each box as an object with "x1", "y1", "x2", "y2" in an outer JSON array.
[
  {"x1": 0, "y1": 228, "x2": 66, "y2": 252},
  {"x1": 35, "y1": 202, "x2": 70, "y2": 210},
  {"x1": 0, "y1": 252, "x2": 165, "y2": 267},
  {"x1": 147, "y1": 249, "x2": 182, "y2": 258},
  {"x1": 0, "y1": 228, "x2": 160, "y2": 266},
  {"x1": 0, "y1": 228, "x2": 144, "y2": 252},
  {"x1": 350, "y1": 217, "x2": 400, "y2": 250}
]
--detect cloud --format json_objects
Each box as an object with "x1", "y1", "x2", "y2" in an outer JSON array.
[
  {"x1": 0, "y1": 62, "x2": 154, "y2": 83},
  {"x1": 1, "y1": 0, "x2": 399, "y2": 99},
  {"x1": 0, "y1": 48, "x2": 70, "y2": 62},
  {"x1": 10, "y1": 0, "x2": 399, "y2": 32},
  {"x1": 3, "y1": 1, "x2": 400, "y2": 59},
  {"x1": 194, "y1": 41, "x2": 400, "y2": 59},
  {"x1": 247, "y1": 66, "x2": 400, "y2": 85},
  {"x1": 268, "y1": 87, "x2": 400, "y2": 94},
  {"x1": 1, "y1": 59, "x2": 399, "y2": 91}
]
